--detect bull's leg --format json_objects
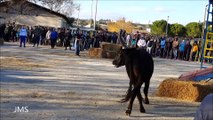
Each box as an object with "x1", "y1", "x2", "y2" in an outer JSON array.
[
  {"x1": 125, "y1": 90, "x2": 137, "y2": 116},
  {"x1": 143, "y1": 80, "x2": 150, "y2": 104},
  {"x1": 137, "y1": 91, "x2": 145, "y2": 113},
  {"x1": 127, "y1": 81, "x2": 132, "y2": 95},
  {"x1": 126, "y1": 80, "x2": 142, "y2": 116},
  {"x1": 123, "y1": 64, "x2": 133, "y2": 102},
  {"x1": 120, "y1": 81, "x2": 132, "y2": 103}
]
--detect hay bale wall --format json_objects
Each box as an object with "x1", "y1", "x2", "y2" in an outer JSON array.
[
  {"x1": 157, "y1": 78, "x2": 213, "y2": 102},
  {"x1": 88, "y1": 42, "x2": 122, "y2": 59},
  {"x1": 101, "y1": 42, "x2": 122, "y2": 59},
  {"x1": 101, "y1": 42, "x2": 122, "y2": 53},
  {"x1": 88, "y1": 48, "x2": 103, "y2": 58}
]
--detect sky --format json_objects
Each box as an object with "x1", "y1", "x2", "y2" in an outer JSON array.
[{"x1": 72, "y1": 0, "x2": 208, "y2": 25}]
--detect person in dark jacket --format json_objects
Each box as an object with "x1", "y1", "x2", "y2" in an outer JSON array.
[
  {"x1": 184, "y1": 40, "x2": 192, "y2": 61},
  {"x1": 64, "y1": 29, "x2": 72, "y2": 50},
  {"x1": 74, "y1": 29, "x2": 82, "y2": 56},
  {"x1": 32, "y1": 26, "x2": 41, "y2": 47}
]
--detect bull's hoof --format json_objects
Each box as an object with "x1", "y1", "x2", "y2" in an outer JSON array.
[
  {"x1": 125, "y1": 109, "x2": 131, "y2": 116},
  {"x1": 119, "y1": 98, "x2": 128, "y2": 103},
  {"x1": 140, "y1": 108, "x2": 146, "y2": 113}
]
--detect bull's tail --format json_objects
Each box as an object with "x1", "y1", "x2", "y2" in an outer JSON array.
[
  {"x1": 119, "y1": 88, "x2": 132, "y2": 103},
  {"x1": 119, "y1": 81, "x2": 143, "y2": 103}
]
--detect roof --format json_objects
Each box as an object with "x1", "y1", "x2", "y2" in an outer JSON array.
[{"x1": 0, "y1": 0, "x2": 72, "y2": 25}]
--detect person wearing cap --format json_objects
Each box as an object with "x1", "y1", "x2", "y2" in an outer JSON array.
[{"x1": 19, "y1": 25, "x2": 27, "y2": 47}]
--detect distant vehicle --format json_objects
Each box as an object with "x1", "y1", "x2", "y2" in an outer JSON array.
[{"x1": 69, "y1": 27, "x2": 96, "y2": 34}]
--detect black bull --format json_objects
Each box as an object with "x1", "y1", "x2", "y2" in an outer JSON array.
[{"x1": 112, "y1": 48, "x2": 154, "y2": 116}]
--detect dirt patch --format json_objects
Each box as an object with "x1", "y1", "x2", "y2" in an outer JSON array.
[
  {"x1": 40, "y1": 50, "x2": 88, "y2": 58},
  {"x1": 0, "y1": 57, "x2": 49, "y2": 70},
  {"x1": 30, "y1": 92, "x2": 47, "y2": 98},
  {"x1": 0, "y1": 89, "x2": 47, "y2": 98},
  {"x1": 62, "y1": 91, "x2": 76, "y2": 96}
]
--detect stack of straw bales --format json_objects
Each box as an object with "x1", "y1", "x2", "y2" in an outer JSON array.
[
  {"x1": 157, "y1": 78, "x2": 213, "y2": 102},
  {"x1": 88, "y1": 42, "x2": 122, "y2": 59},
  {"x1": 88, "y1": 48, "x2": 103, "y2": 58}
]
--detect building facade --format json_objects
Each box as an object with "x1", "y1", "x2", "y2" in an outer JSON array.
[{"x1": 0, "y1": 0, "x2": 71, "y2": 28}]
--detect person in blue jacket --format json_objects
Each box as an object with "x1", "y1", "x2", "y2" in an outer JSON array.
[
  {"x1": 50, "y1": 28, "x2": 58, "y2": 49},
  {"x1": 178, "y1": 39, "x2": 186, "y2": 60},
  {"x1": 19, "y1": 25, "x2": 27, "y2": 47}
]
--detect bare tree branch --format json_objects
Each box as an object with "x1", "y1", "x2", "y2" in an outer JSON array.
[
  {"x1": 28, "y1": 0, "x2": 78, "y2": 17},
  {"x1": 1, "y1": 0, "x2": 79, "y2": 18}
]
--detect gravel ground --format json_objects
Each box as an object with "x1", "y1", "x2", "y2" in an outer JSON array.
[{"x1": 0, "y1": 42, "x2": 207, "y2": 120}]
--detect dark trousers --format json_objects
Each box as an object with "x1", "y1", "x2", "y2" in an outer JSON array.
[
  {"x1": 64, "y1": 40, "x2": 71, "y2": 50},
  {"x1": 33, "y1": 36, "x2": 40, "y2": 47},
  {"x1": 50, "y1": 38, "x2": 57, "y2": 49},
  {"x1": 192, "y1": 52, "x2": 197, "y2": 61},
  {"x1": 20, "y1": 36, "x2": 26, "y2": 47},
  {"x1": 75, "y1": 42, "x2": 80, "y2": 55},
  {"x1": 160, "y1": 48, "x2": 164, "y2": 58},
  {"x1": 178, "y1": 51, "x2": 184, "y2": 60}
]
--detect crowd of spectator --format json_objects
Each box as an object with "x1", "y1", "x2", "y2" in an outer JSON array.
[{"x1": 0, "y1": 22, "x2": 212, "y2": 62}]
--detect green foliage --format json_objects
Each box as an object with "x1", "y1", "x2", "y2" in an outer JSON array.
[
  {"x1": 185, "y1": 22, "x2": 202, "y2": 38},
  {"x1": 150, "y1": 20, "x2": 167, "y2": 35},
  {"x1": 151, "y1": 20, "x2": 202, "y2": 37},
  {"x1": 169, "y1": 23, "x2": 186, "y2": 37}
]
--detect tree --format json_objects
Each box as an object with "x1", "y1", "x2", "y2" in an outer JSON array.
[
  {"x1": 169, "y1": 23, "x2": 186, "y2": 37},
  {"x1": 0, "y1": 0, "x2": 78, "y2": 17},
  {"x1": 29, "y1": 0, "x2": 78, "y2": 17},
  {"x1": 150, "y1": 20, "x2": 167, "y2": 36},
  {"x1": 107, "y1": 18, "x2": 135, "y2": 33},
  {"x1": 1, "y1": 0, "x2": 31, "y2": 14},
  {"x1": 185, "y1": 22, "x2": 202, "y2": 38}
]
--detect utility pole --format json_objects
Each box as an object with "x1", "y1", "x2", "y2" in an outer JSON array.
[
  {"x1": 77, "y1": 4, "x2": 80, "y2": 26},
  {"x1": 166, "y1": 16, "x2": 169, "y2": 37},
  {"x1": 94, "y1": 0, "x2": 98, "y2": 30},
  {"x1": 90, "y1": 0, "x2": 94, "y2": 28}
]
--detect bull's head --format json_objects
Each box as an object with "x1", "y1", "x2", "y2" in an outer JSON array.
[
  {"x1": 112, "y1": 49, "x2": 126, "y2": 68},
  {"x1": 113, "y1": 29, "x2": 135, "y2": 67},
  {"x1": 112, "y1": 48, "x2": 136, "y2": 68}
]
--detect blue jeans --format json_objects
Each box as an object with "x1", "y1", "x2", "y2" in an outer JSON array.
[{"x1": 20, "y1": 36, "x2": 26, "y2": 47}]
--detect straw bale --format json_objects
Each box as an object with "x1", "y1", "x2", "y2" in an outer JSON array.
[
  {"x1": 88, "y1": 43, "x2": 122, "y2": 59},
  {"x1": 101, "y1": 42, "x2": 122, "y2": 53},
  {"x1": 157, "y1": 78, "x2": 213, "y2": 102},
  {"x1": 105, "y1": 51, "x2": 117, "y2": 59},
  {"x1": 88, "y1": 48, "x2": 103, "y2": 58}
]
